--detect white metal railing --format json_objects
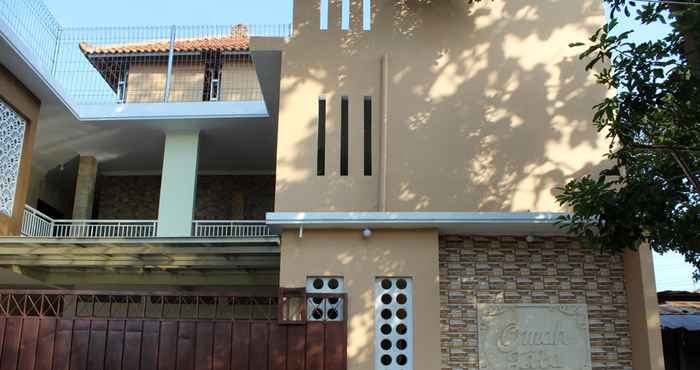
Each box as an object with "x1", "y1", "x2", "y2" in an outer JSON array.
[
  {"x1": 21, "y1": 205, "x2": 54, "y2": 237},
  {"x1": 52, "y1": 220, "x2": 158, "y2": 239},
  {"x1": 21, "y1": 205, "x2": 157, "y2": 239},
  {"x1": 192, "y1": 220, "x2": 272, "y2": 238},
  {"x1": 21, "y1": 206, "x2": 275, "y2": 239}
]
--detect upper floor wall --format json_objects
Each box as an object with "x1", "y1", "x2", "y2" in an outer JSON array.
[
  {"x1": 274, "y1": 0, "x2": 609, "y2": 213},
  {"x1": 78, "y1": 25, "x2": 264, "y2": 104},
  {"x1": 0, "y1": 0, "x2": 288, "y2": 122}
]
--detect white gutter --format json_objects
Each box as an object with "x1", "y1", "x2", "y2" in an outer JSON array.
[{"x1": 266, "y1": 212, "x2": 571, "y2": 236}]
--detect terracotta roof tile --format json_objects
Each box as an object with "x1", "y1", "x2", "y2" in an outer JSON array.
[{"x1": 80, "y1": 24, "x2": 250, "y2": 55}]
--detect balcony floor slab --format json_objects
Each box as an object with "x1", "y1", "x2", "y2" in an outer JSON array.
[{"x1": 0, "y1": 237, "x2": 280, "y2": 269}]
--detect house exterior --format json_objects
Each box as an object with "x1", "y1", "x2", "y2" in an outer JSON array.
[
  {"x1": 0, "y1": 0, "x2": 664, "y2": 370},
  {"x1": 658, "y1": 291, "x2": 700, "y2": 370}
]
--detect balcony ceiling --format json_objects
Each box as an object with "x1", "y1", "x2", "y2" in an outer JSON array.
[{"x1": 33, "y1": 107, "x2": 278, "y2": 173}]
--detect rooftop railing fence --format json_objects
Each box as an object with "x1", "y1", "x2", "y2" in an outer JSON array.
[{"x1": 0, "y1": 0, "x2": 291, "y2": 105}]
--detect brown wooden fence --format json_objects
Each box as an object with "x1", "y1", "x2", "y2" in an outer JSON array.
[{"x1": 0, "y1": 291, "x2": 347, "y2": 370}]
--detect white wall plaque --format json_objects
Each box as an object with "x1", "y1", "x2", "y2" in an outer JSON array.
[{"x1": 478, "y1": 304, "x2": 592, "y2": 370}]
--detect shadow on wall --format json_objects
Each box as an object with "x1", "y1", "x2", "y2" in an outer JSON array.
[
  {"x1": 275, "y1": 0, "x2": 609, "y2": 212},
  {"x1": 279, "y1": 229, "x2": 440, "y2": 369}
]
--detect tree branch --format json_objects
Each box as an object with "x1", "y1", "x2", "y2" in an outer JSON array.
[{"x1": 632, "y1": 143, "x2": 700, "y2": 193}]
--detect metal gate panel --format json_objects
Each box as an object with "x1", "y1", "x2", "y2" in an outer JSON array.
[{"x1": 0, "y1": 291, "x2": 347, "y2": 370}]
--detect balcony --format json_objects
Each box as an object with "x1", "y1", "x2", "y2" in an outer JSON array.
[
  {"x1": 21, "y1": 205, "x2": 274, "y2": 239},
  {"x1": 0, "y1": 0, "x2": 290, "y2": 120}
]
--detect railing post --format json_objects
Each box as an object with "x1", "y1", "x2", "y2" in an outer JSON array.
[
  {"x1": 163, "y1": 25, "x2": 176, "y2": 102},
  {"x1": 50, "y1": 27, "x2": 62, "y2": 76}
]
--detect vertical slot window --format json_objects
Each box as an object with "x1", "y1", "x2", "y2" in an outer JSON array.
[
  {"x1": 117, "y1": 80, "x2": 127, "y2": 104},
  {"x1": 375, "y1": 278, "x2": 413, "y2": 370},
  {"x1": 342, "y1": 0, "x2": 350, "y2": 30},
  {"x1": 203, "y1": 63, "x2": 221, "y2": 102},
  {"x1": 210, "y1": 65, "x2": 220, "y2": 101},
  {"x1": 364, "y1": 97, "x2": 372, "y2": 176},
  {"x1": 340, "y1": 96, "x2": 349, "y2": 176},
  {"x1": 363, "y1": 0, "x2": 372, "y2": 31},
  {"x1": 320, "y1": 0, "x2": 329, "y2": 30},
  {"x1": 116, "y1": 64, "x2": 129, "y2": 103},
  {"x1": 317, "y1": 97, "x2": 326, "y2": 176}
]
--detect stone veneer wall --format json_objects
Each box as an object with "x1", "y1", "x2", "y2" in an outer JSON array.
[
  {"x1": 439, "y1": 235, "x2": 633, "y2": 370},
  {"x1": 96, "y1": 176, "x2": 161, "y2": 219},
  {"x1": 96, "y1": 175, "x2": 275, "y2": 220}
]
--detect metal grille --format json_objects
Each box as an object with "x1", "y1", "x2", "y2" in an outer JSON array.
[
  {"x1": 56, "y1": 26, "x2": 172, "y2": 105},
  {"x1": 0, "y1": 0, "x2": 61, "y2": 73},
  {"x1": 278, "y1": 288, "x2": 348, "y2": 324},
  {"x1": 306, "y1": 277, "x2": 345, "y2": 322},
  {"x1": 0, "y1": 0, "x2": 291, "y2": 105},
  {"x1": 57, "y1": 25, "x2": 289, "y2": 105},
  {"x1": 0, "y1": 290, "x2": 279, "y2": 320},
  {"x1": 192, "y1": 220, "x2": 272, "y2": 238}
]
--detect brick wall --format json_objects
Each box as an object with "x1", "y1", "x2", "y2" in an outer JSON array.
[
  {"x1": 96, "y1": 175, "x2": 274, "y2": 220},
  {"x1": 439, "y1": 235, "x2": 633, "y2": 370},
  {"x1": 96, "y1": 176, "x2": 160, "y2": 219}
]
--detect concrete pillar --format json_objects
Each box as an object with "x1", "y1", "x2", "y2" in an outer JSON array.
[
  {"x1": 157, "y1": 130, "x2": 200, "y2": 237},
  {"x1": 71, "y1": 156, "x2": 98, "y2": 219},
  {"x1": 624, "y1": 245, "x2": 665, "y2": 370}
]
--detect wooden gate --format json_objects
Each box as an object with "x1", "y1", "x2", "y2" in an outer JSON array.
[{"x1": 0, "y1": 291, "x2": 346, "y2": 370}]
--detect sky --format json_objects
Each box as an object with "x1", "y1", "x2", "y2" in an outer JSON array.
[
  {"x1": 40, "y1": 0, "x2": 699, "y2": 292},
  {"x1": 43, "y1": 0, "x2": 294, "y2": 26}
]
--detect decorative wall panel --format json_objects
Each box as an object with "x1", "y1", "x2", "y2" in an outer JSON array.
[
  {"x1": 306, "y1": 276, "x2": 345, "y2": 321},
  {"x1": 0, "y1": 99, "x2": 26, "y2": 217},
  {"x1": 375, "y1": 277, "x2": 414, "y2": 370}
]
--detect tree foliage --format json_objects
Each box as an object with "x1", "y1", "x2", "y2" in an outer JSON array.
[{"x1": 555, "y1": 0, "x2": 700, "y2": 279}]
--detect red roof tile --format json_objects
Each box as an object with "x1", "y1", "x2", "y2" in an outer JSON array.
[{"x1": 80, "y1": 24, "x2": 250, "y2": 55}]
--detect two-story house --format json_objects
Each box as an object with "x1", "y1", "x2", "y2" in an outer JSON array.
[{"x1": 0, "y1": 0, "x2": 663, "y2": 369}]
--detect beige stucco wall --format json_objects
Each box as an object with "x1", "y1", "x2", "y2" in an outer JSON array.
[
  {"x1": 279, "y1": 229, "x2": 441, "y2": 370},
  {"x1": 125, "y1": 59, "x2": 263, "y2": 103},
  {"x1": 220, "y1": 59, "x2": 264, "y2": 101},
  {"x1": 0, "y1": 64, "x2": 40, "y2": 236},
  {"x1": 169, "y1": 63, "x2": 205, "y2": 102},
  {"x1": 275, "y1": 0, "x2": 609, "y2": 212},
  {"x1": 126, "y1": 63, "x2": 167, "y2": 102},
  {"x1": 624, "y1": 246, "x2": 665, "y2": 370}
]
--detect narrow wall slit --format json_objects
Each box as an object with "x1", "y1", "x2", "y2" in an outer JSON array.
[
  {"x1": 317, "y1": 97, "x2": 326, "y2": 176},
  {"x1": 340, "y1": 96, "x2": 349, "y2": 176},
  {"x1": 364, "y1": 96, "x2": 372, "y2": 176}
]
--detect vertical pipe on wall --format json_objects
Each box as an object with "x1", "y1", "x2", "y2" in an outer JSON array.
[
  {"x1": 50, "y1": 28, "x2": 62, "y2": 76},
  {"x1": 164, "y1": 25, "x2": 176, "y2": 102},
  {"x1": 378, "y1": 53, "x2": 389, "y2": 211}
]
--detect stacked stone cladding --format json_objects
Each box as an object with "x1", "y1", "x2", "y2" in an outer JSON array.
[
  {"x1": 439, "y1": 235, "x2": 633, "y2": 370},
  {"x1": 96, "y1": 175, "x2": 274, "y2": 220}
]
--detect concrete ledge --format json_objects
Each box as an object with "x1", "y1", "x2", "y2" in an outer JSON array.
[{"x1": 266, "y1": 212, "x2": 570, "y2": 236}]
